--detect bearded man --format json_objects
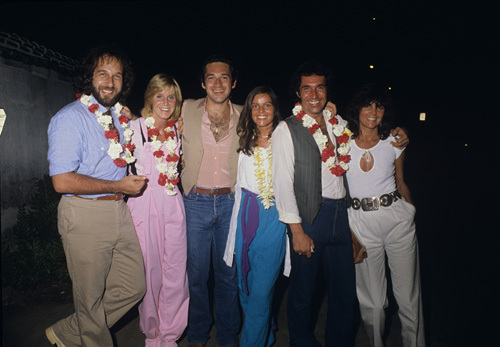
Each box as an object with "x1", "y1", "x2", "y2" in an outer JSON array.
[{"x1": 45, "y1": 45, "x2": 146, "y2": 347}]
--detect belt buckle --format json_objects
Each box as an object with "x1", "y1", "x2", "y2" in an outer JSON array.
[
  {"x1": 379, "y1": 194, "x2": 393, "y2": 207},
  {"x1": 351, "y1": 198, "x2": 361, "y2": 210},
  {"x1": 361, "y1": 197, "x2": 380, "y2": 211}
]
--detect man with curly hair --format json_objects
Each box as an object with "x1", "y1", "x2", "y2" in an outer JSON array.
[{"x1": 45, "y1": 44, "x2": 146, "y2": 347}]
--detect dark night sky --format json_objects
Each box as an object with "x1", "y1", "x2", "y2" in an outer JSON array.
[
  {"x1": 2, "y1": 0, "x2": 498, "y2": 133},
  {"x1": 1, "y1": 1, "x2": 498, "y2": 186}
]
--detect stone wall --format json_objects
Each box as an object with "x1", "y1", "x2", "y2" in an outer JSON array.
[{"x1": 0, "y1": 32, "x2": 76, "y2": 237}]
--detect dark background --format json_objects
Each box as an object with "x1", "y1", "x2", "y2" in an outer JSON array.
[
  {"x1": 2, "y1": 0, "x2": 498, "y2": 121},
  {"x1": 1, "y1": 0, "x2": 499, "y2": 345}
]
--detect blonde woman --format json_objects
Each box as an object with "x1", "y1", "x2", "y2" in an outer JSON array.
[{"x1": 127, "y1": 74, "x2": 189, "y2": 347}]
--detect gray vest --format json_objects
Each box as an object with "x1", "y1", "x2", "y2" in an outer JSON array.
[{"x1": 285, "y1": 116, "x2": 322, "y2": 225}]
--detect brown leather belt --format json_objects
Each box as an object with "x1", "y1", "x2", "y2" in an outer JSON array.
[
  {"x1": 191, "y1": 187, "x2": 231, "y2": 195},
  {"x1": 74, "y1": 194, "x2": 124, "y2": 201}
]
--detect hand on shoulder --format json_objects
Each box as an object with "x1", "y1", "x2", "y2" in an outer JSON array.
[{"x1": 390, "y1": 127, "x2": 409, "y2": 149}]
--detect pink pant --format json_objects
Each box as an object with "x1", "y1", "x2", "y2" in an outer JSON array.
[{"x1": 128, "y1": 185, "x2": 189, "y2": 347}]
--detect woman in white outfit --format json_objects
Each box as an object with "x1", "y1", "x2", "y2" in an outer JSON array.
[{"x1": 345, "y1": 83, "x2": 425, "y2": 347}]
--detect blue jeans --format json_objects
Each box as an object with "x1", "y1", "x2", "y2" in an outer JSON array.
[
  {"x1": 287, "y1": 198, "x2": 356, "y2": 347},
  {"x1": 183, "y1": 187, "x2": 240, "y2": 346}
]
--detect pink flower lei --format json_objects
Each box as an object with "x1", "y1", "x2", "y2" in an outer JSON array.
[
  {"x1": 79, "y1": 94, "x2": 135, "y2": 167},
  {"x1": 292, "y1": 103, "x2": 352, "y2": 176},
  {"x1": 144, "y1": 117, "x2": 180, "y2": 195}
]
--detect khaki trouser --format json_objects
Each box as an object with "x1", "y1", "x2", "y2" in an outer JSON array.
[{"x1": 51, "y1": 196, "x2": 146, "y2": 347}]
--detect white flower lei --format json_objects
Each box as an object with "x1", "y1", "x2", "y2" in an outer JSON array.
[
  {"x1": 253, "y1": 141, "x2": 274, "y2": 209},
  {"x1": 144, "y1": 117, "x2": 179, "y2": 196},
  {"x1": 80, "y1": 94, "x2": 135, "y2": 166},
  {"x1": 292, "y1": 103, "x2": 352, "y2": 176}
]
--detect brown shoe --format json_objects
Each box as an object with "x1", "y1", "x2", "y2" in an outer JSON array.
[
  {"x1": 188, "y1": 344, "x2": 205, "y2": 347},
  {"x1": 226, "y1": 345, "x2": 239, "y2": 347}
]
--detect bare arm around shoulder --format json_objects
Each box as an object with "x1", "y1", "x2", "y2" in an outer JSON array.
[
  {"x1": 121, "y1": 106, "x2": 139, "y2": 121},
  {"x1": 394, "y1": 152, "x2": 413, "y2": 205},
  {"x1": 52, "y1": 172, "x2": 147, "y2": 196},
  {"x1": 391, "y1": 127, "x2": 410, "y2": 149}
]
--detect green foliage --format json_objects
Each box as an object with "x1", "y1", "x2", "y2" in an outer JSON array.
[{"x1": 2, "y1": 175, "x2": 69, "y2": 292}]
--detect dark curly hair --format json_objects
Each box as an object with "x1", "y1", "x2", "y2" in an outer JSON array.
[
  {"x1": 73, "y1": 44, "x2": 135, "y2": 103},
  {"x1": 237, "y1": 86, "x2": 281, "y2": 156},
  {"x1": 199, "y1": 55, "x2": 238, "y2": 85},
  {"x1": 345, "y1": 83, "x2": 394, "y2": 140},
  {"x1": 290, "y1": 60, "x2": 333, "y2": 102}
]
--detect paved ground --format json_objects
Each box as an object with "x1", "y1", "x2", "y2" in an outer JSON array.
[{"x1": 3, "y1": 281, "x2": 440, "y2": 347}]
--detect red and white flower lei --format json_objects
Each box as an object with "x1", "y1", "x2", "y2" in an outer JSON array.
[
  {"x1": 292, "y1": 103, "x2": 352, "y2": 176},
  {"x1": 80, "y1": 94, "x2": 135, "y2": 167},
  {"x1": 144, "y1": 117, "x2": 179, "y2": 195}
]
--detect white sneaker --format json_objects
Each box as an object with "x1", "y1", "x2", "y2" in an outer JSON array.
[{"x1": 45, "y1": 326, "x2": 66, "y2": 347}]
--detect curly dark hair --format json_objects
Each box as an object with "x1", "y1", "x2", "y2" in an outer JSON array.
[
  {"x1": 199, "y1": 55, "x2": 238, "y2": 85},
  {"x1": 345, "y1": 83, "x2": 394, "y2": 140},
  {"x1": 73, "y1": 44, "x2": 135, "y2": 103},
  {"x1": 237, "y1": 86, "x2": 281, "y2": 156},
  {"x1": 290, "y1": 60, "x2": 333, "y2": 102}
]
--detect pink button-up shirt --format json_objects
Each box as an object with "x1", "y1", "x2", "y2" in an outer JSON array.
[{"x1": 196, "y1": 107, "x2": 235, "y2": 189}]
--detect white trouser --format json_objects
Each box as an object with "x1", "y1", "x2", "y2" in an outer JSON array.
[{"x1": 349, "y1": 199, "x2": 425, "y2": 347}]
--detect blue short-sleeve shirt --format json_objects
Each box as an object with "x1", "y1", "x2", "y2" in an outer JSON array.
[{"x1": 47, "y1": 95, "x2": 127, "y2": 198}]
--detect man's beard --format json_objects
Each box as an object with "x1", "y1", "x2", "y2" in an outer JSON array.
[{"x1": 91, "y1": 85, "x2": 123, "y2": 107}]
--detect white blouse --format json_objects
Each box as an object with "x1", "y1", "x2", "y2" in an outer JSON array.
[
  {"x1": 347, "y1": 135, "x2": 404, "y2": 198},
  {"x1": 224, "y1": 148, "x2": 291, "y2": 277}
]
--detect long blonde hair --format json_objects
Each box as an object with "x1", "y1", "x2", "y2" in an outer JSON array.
[{"x1": 141, "y1": 73, "x2": 183, "y2": 121}]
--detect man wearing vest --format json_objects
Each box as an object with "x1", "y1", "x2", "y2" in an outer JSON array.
[
  {"x1": 180, "y1": 55, "x2": 242, "y2": 347},
  {"x1": 272, "y1": 61, "x2": 409, "y2": 346}
]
